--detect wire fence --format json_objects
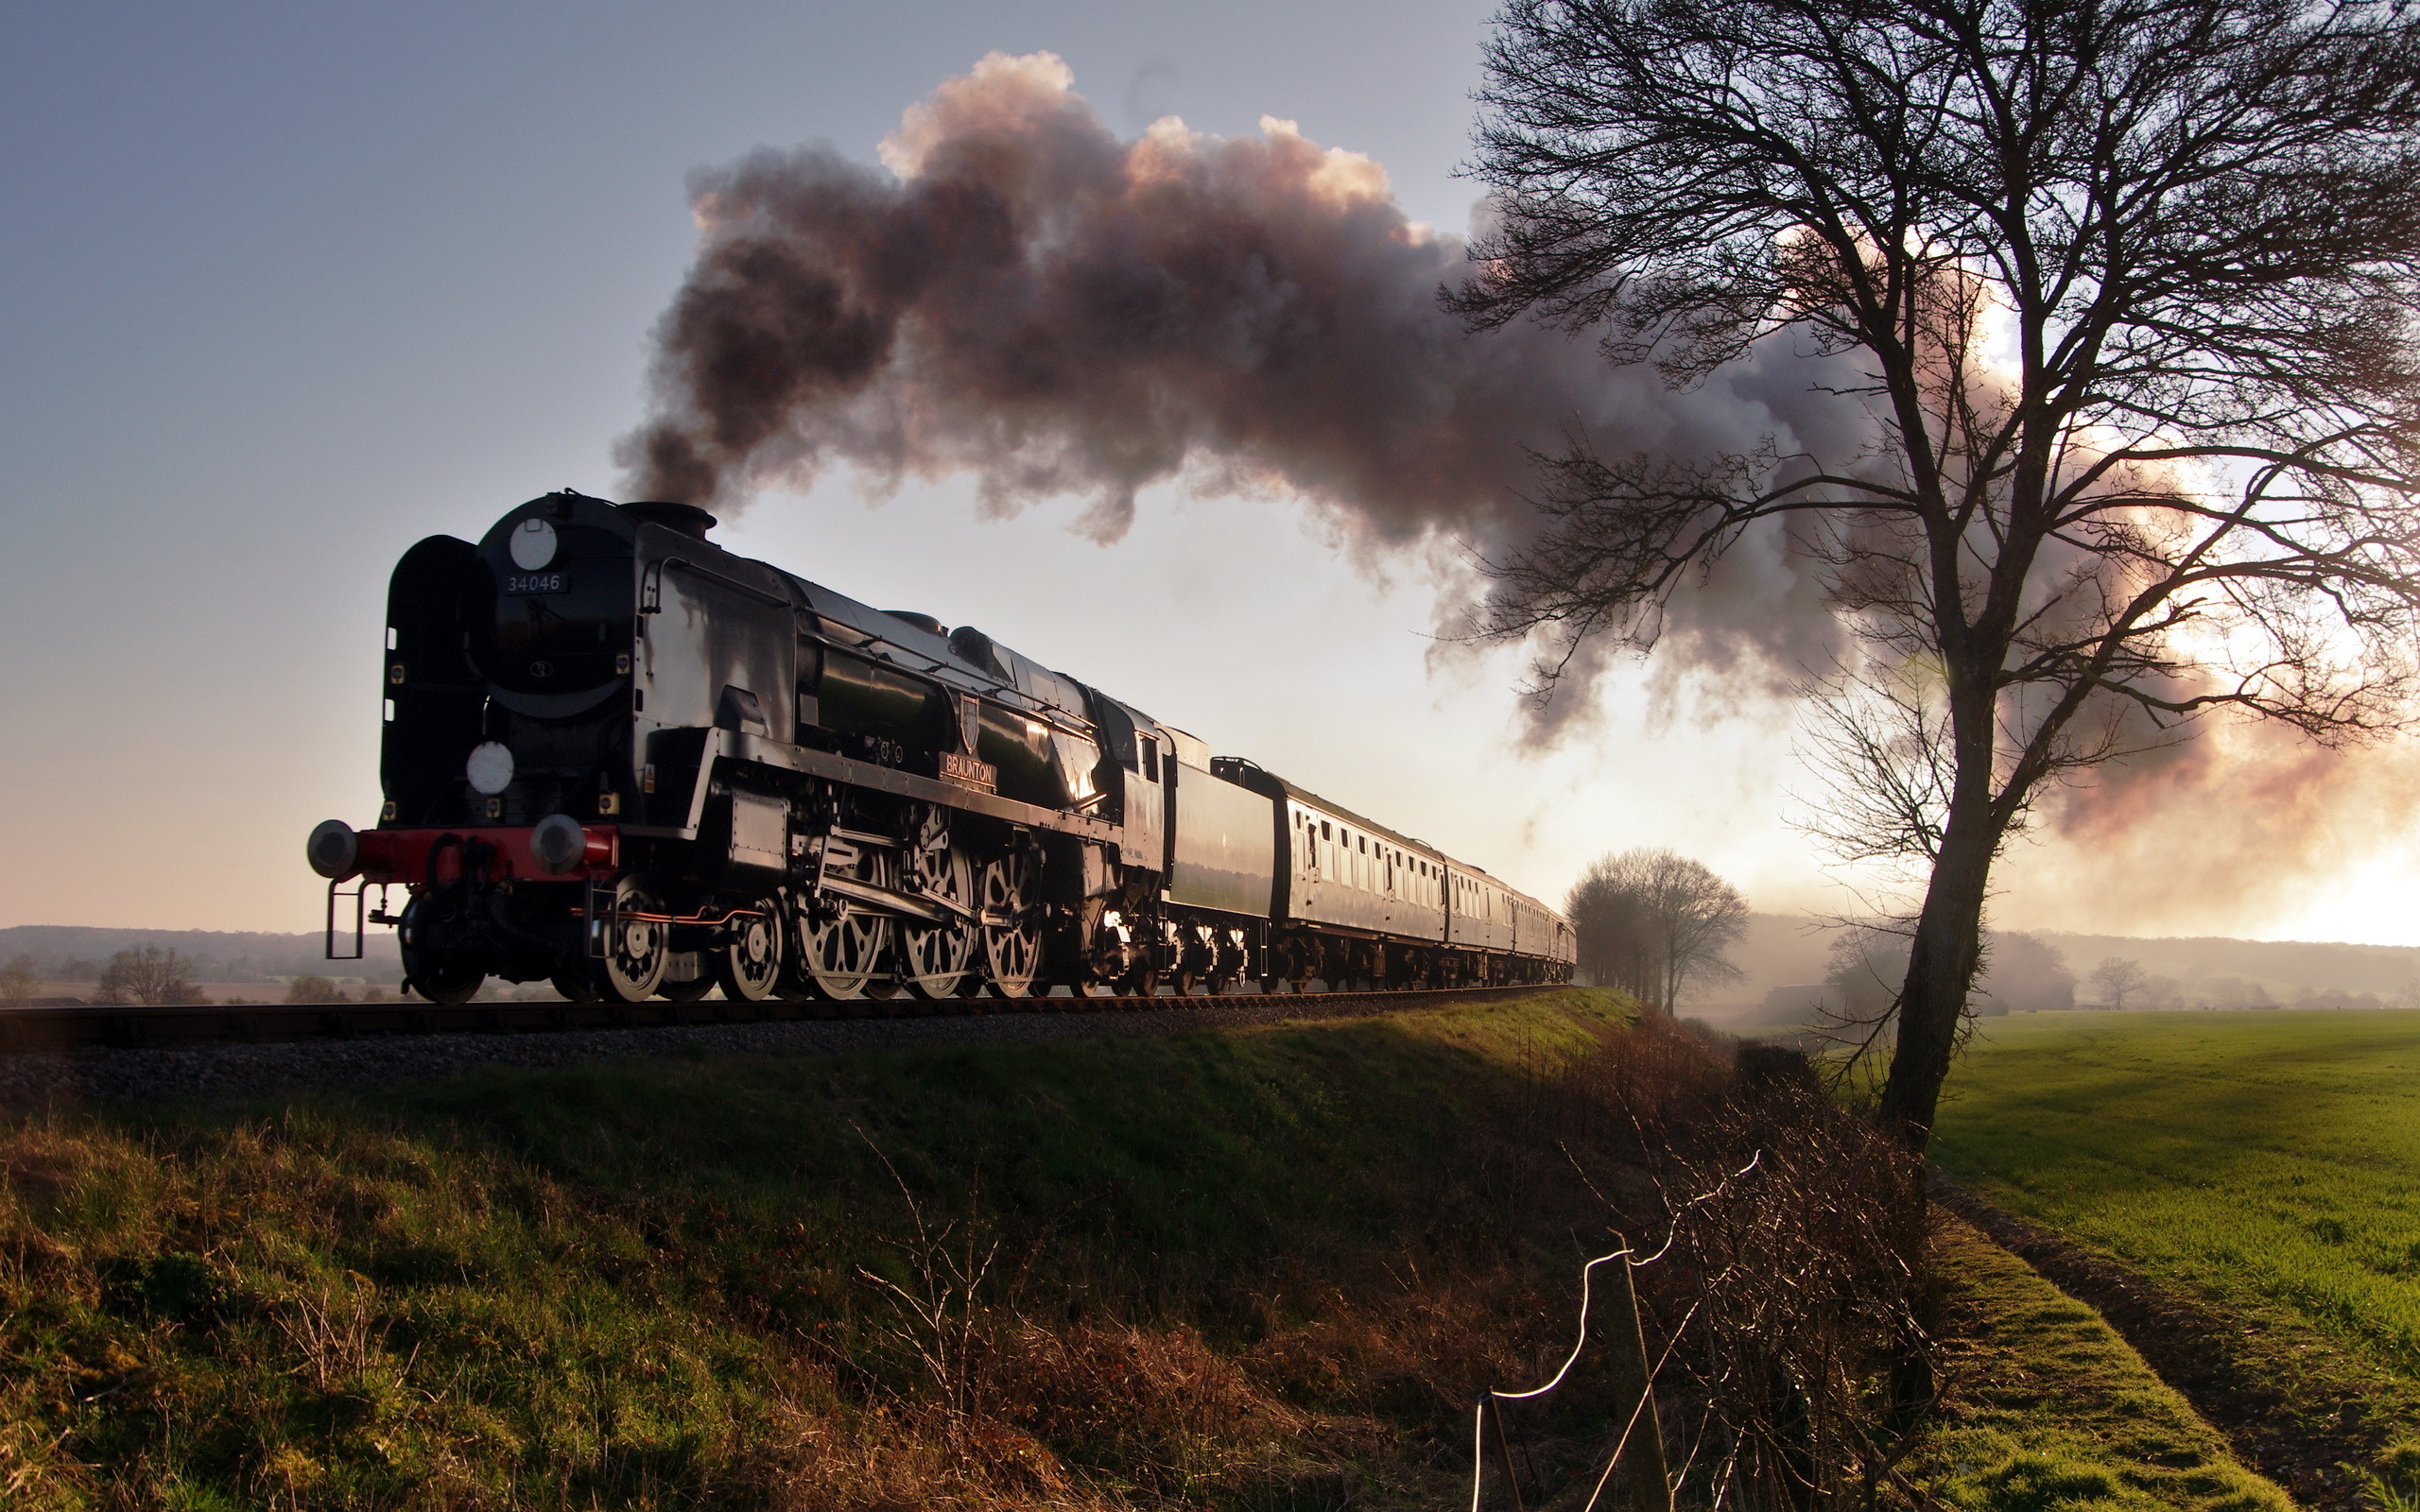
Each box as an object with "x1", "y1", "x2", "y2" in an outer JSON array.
[{"x1": 1472, "y1": 1029, "x2": 1942, "y2": 1512}]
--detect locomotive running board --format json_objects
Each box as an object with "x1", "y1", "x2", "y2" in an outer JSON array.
[
  {"x1": 642, "y1": 727, "x2": 1125, "y2": 848},
  {"x1": 784, "y1": 742, "x2": 1122, "y2": 844}
]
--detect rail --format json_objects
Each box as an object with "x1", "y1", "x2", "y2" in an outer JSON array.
[{"x1": 0, "y1": 984, "x2": 1554, "y2": 1054}]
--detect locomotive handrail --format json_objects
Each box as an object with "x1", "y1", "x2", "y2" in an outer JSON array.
[{"x1": 799, "y1": 622, "x2": 1070, "y2": 724}]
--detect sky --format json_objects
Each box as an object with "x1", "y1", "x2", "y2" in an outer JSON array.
[{"x1": 1, "y1": 0, "x2": 2413, "y2": 945}]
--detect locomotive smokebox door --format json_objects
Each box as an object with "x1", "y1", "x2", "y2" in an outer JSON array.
[{"x1": 728, "y1": 791, "x2": 788, "y2": 875}]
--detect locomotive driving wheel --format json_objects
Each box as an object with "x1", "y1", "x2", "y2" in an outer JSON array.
[
  {"x1": 796, "y1": 900, "x2": 891, "y2": 1001},
  {"x1": 595, "y1": 877, "x2": 669, "y2": 1004},
  {"x1": 900, "y1": 845, "x2": 977, "y2": 1000},
  {"x1": 716, "y1": 899, "x2": 784, "y2": 1003},
  {"x1": 792, "y1": 842, "x2": 895, "y2": 1001},
  {"x1": 977, "y1": 850, "x2": 1041, "y2": 999}
]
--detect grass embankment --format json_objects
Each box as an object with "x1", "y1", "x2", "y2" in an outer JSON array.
[
  {"x1": 1912, "y1": 1217, "x2": 2288, "y2": 1512},
  {"x1": 0, "y1": 993, "x2": 2278, "y2": 1509},
  {"x1": 1933, "y1": 1009, "x2": 2420, "y2": 1467},
  {"x1": 0, "y1": 990, "x2": 1646, "y2": 1508}
]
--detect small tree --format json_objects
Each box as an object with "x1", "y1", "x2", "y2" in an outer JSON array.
[
  {"x1": 0, "y1": 954, "x2": 41, "y2": 1008},
  {"x1": 1979, "y1": 933, "x2": 2076, "y2": 1014},
  {"x1": 1566, "y1": 848, "x2": 1747, "y2": 1010},
  {"x1": 1565, "y1": 859, "x2": 1653, "y2": 996},
  {"x1": 1824, "y1": 924, "x2": 2068, "y2": 1041},
  {"x1": 285, "y1": 974, "x2": 348, "y2": 1005},
  {"x1": 96, "y1": 946, "x2": 202, "y2": 1006},
  {"x1": 1462, "y1": 0, "x2": 2420, "y2": 1146},
  {"x1": 1824, "y1": 927, "x2": 1913, "y2": 1030},
  {"x1": 2090, "y1": 957, "x2": 2149, "y2": 1010}
]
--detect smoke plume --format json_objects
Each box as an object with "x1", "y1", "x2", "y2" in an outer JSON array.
[
  {"x1": 1998, "y1": 717, "x2": 2420, "y2": 937},
  {"x1": 616, "y1": 52, "x2": 2420, "y2": 933},
  {"x1": 618, "y1": 52, "x2": 1859, "y2": 731}
]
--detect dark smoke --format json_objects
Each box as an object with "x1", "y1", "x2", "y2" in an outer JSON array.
[
  {"x1": 618, "y1": 52, "x2": 1864, "y2": 736},
  {"x1": 614, "y1": 52, "x2": 2420, "y2": 922}
]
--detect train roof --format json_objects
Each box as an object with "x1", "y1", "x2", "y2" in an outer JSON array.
[
  {"x1": 1221, "y1": 761, "x2": 1565, "y2": 921},
  {"x1": 1227, "y1": 765, "x2": 1436, "y2": 858}
]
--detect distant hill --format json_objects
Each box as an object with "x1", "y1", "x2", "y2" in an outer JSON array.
[
  {"x1": 0, "y1": 925, "x2": 402, "y2": 985},
  {"x1": 2035, "y1": 931, "x2": 2420, "y2": 1006},
  {"x1": 1684, "y1": 913, "x2": 2420, "y2": 1023}
]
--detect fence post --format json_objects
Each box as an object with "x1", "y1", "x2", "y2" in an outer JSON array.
[
  {"x1": 1486, "y1": 1396, "x2": 1528, "y2": 1510},
  {"x1": 1602, "y1": 1243, "x2": 1671, "y2": 1512}
]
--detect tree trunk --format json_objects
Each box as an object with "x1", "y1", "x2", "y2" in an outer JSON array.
[{"x1": 1876, "y1": 818, "x2": 1996, "y2": 1150}]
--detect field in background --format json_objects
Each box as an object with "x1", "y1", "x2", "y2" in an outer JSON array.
[
  {"x1": 1685, "y1": 915, "x2": 2420, "y2": 1027},
  {"x1": 1933, "y1": 1010, "x2": 2420, "y2": 1441}
]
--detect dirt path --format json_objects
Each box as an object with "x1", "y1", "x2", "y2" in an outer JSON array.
[{"x1": 1933, "y1": 1176, "x2": 2408, "y2": 1512}]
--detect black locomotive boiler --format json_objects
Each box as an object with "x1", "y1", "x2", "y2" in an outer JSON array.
[{"x1": 305, "y1": 492, "x2": 1576, "y2": 1005}]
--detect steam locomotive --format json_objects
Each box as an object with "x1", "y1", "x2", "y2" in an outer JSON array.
[{"x1": 305, "y1": 492, "x2": 1575, "y2": 1005}]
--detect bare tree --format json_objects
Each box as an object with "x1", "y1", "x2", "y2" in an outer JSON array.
[
  {"x1": 0, "y1": 954, "x2": 40, "y2": 1008},
  {"x1": 1461, "y1": 0, "x2": 2420, "y2": 1147},
  {"x1": 1566, "y1": 855, "x2": 1655, "y2": 998},
  {"x1": 1824, "y1": 925, "x2": 1912, "y2": 1030},
  {"x1": 96, "y1": 945, "x2": 202, "y2": 1006},
  {"x1": 2089, "y1": 956, "x2": 2148, "y2": 1010},
  {"x1": 1567, "y1": 848, "x2": 1748, "y2": 1010}
]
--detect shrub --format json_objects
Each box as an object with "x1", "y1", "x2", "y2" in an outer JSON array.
[{"x1": 95, "y1": 945, "x2": 203, "y2": 1005}]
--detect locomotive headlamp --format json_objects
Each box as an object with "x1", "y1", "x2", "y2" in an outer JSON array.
[
  {"x1": 510, "y1": 517, "x2": 559, "y2": 571},
  {"x1": 467, "y1": 741, "x2": 515, "y2": 796},
  {"x1": 530, "y1": 813, "x2": 587, "y2": 874},
  {"x1": 305, "y1": 819, "x2": 359, "y2": 879}
]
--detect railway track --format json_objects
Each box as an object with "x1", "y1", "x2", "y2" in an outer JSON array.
[{"x1": 0, "y1": 984, "x2": 1555, "y2": 1055}]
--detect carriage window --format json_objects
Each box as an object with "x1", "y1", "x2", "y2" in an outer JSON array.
[{"x1": 1321, "y1": 820, "x2": 1331, "y2": 839}]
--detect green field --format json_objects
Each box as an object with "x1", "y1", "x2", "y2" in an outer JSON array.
[{"x1": 1933, "y1": 1008, "x2": 2420, "y2": 1435}]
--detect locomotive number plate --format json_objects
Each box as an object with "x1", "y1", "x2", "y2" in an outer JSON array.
[{"x1": 507, "y1": 572, "x2": 569, "y2": 595}]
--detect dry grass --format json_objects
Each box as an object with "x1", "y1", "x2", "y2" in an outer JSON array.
[
  {"x1": 0, "y1": 994, "x2": 2278, "y2": 1510},
  {"x1": 0, "y1": 992, "x2": 1656, "y2": 1508}
]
